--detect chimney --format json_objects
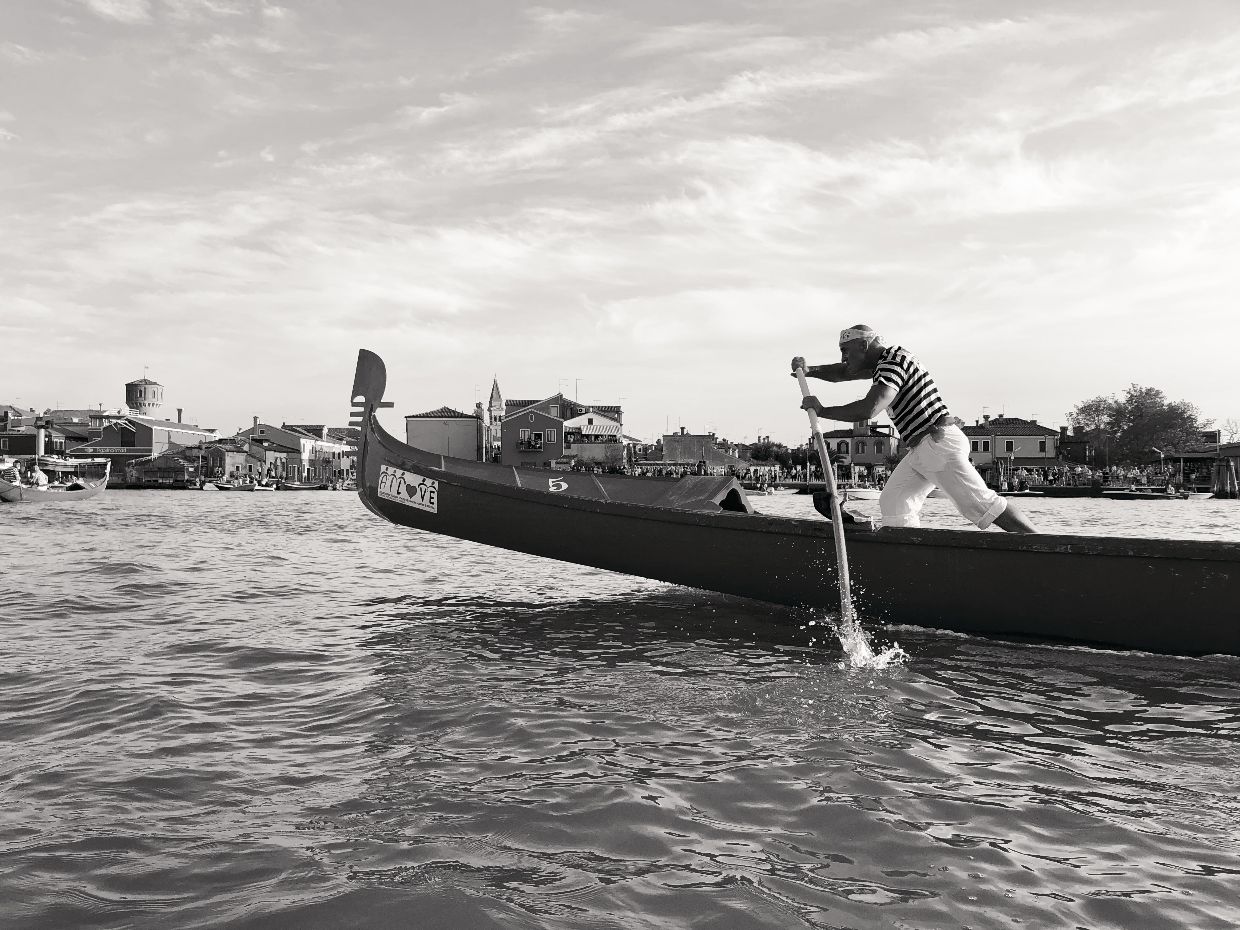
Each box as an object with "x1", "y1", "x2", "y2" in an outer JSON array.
[
  {"x1": 1059, "y1": 426, "x2": 1068, "y2": 439},
  {"x1": 1031, "y1": 418, "x2": 1038, "y2": 425},
  {"x1": 982, "y1": 414, "x2": 991, "y2": 423},
  {"x1": 253, "y1": 416, "x2": 259, "y2": 431},
  {"x1": 320, "y1": 426, "x2": 327, "y2": 440},
  {"x1": 177, "y1": 408, "x2": 183, "y2": 424}
]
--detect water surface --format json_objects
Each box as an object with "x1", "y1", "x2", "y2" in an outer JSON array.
[{"x1": 3, "y1": 491, "x2": 1238, "y2": 929}]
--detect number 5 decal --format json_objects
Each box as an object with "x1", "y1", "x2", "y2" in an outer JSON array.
[{"x1": 548, "y1": 478, "x2": 568, "y2": 492}]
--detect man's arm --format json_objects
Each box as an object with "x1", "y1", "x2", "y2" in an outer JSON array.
[
  {"x1": 791, "y1": 357, "x2": 872, "y2": 382},
  {"x1": 802, "y1": 381, "x2": 897, "y2": 422}
]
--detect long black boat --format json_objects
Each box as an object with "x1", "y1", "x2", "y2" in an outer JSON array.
[{"x1": 351, "y1": 350, "x2": 1239, "y2": 656}]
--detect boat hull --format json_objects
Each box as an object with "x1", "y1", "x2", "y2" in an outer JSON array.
[
  {"x1": 350, "y1": 350, "x2": 1240, "y2": 655},
  {"x1": 0, "y1": 474, "x2": 109, "y2": 503}
]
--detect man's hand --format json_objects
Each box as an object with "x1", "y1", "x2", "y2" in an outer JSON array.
[
  {"x1": 801, "y1": 396, "x2": 823, "y2": 415},
  {"x1": 790, "y1": 356, "x2": 807, "y2": 376}
]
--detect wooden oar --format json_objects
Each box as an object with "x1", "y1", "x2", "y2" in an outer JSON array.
[{"x1": 795, "y1": 366, "x2": 856, "y2": 623}]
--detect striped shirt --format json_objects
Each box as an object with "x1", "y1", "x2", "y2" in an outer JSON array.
[{"x1": 872, "y1": 345, "x2": 950, "y2": 441}]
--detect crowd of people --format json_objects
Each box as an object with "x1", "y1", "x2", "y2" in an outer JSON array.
[
  {"x1": 998, "y1": 464, "x2": 1194, "y2": 492},
  {"x1": 521, "y1": 454, "x2": 1200, "y2": 497}
]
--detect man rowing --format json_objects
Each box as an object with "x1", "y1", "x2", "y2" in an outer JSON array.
[{"x1": 794, "y1": 325, "x2": 1037, "y2": 533}]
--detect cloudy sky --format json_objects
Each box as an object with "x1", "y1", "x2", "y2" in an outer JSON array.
[{"x1": 4, "y1": 0, "x2": 1238, "y2": 443}]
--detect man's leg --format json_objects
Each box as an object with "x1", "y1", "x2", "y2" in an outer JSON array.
[
  {"x1": 878, "y1": 452, "x2": 935, "y2": 528},
  {"x1": 992, "y1": 505, "x2": 1038, "y2": 533},
  {"x1": 930, "y1": 429, "x2": 1037, "y2": 533}
]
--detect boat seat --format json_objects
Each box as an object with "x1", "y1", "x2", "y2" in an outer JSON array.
[
  {"x1": 654, "y1": 476, "x2": 754, "y2": 514},
  {"x1": 812, "y1": 491, "x2": 876, "y2": 528}
]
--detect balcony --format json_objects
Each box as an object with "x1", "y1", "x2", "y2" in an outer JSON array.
[{"x1": 517, "y1": 440, "x2": 544, "y2": 452}]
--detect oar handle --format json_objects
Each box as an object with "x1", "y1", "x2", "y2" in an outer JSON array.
[{"x1": 795, "y1": 366, "x2": 855, "y2": 621}]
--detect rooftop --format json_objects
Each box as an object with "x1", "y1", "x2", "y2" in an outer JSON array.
[
  {"x1": 407, "y1": 406, "x2": 476, "y2": 419},
  {"x1": 963, "y1": 416, "x2": 1059, "y2": 437}
]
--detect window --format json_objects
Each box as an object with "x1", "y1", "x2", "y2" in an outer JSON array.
[
  {"x1": 533, "y1": 432, "x2": 543, "y2": 443},
  {"x1": 1039, "y1": 440, "x2": 1047, "y2": 453},
  {"x1": 547, "y1": 429, "x2": 557, "y2": 444},
  {"x1": 1005, "y1": 440, "x2": 1014, "y2": 453},
  {"x1": 836, "y1": 441, "x2": 848, "y2": 454},
  {"x1": 857, "y1": 441, "x2": 866, "y2": 454},
  {"x1": 519, "y1": 429, "x2": 530, "y2": 441},
  {"x1": 971, "y1": 440, "x2": 979, "y2": 452},
  {"x1": 550, "y1": 406, "x2": 559, "y2": 417},
  {"x1": 0, "y1": 439, "x2": 6, "y2": 450},
  {"x1": 982, "y1": 440, "x2": 990, "y2": 452},
  {"x1": 588, "y1": 417, "x2": 594, "y2": 425},
  {"x1": 529, "y1": 414, "x2": 534, "y2": 422}
]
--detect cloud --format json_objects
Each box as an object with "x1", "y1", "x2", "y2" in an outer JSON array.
[
  {"x1": 620, "y1": 22, "x2": 765, "y2": 58},
  {"x1": 5, "y1": 3, "x2": 1240, "y2": 434},
  {"x1": 397, "y1": 93, "x2": 481, "y2": 127},
  {"x1": 81, "y1": 0, "x2": 152, "y2": 24},
  {"x1": 1, "y1": 42, "x2": 44, "y2": 64},
  {"x1": 162, "y1": 0, "x2": 247, "y2": 21},
  {"x1": 525, "y1": 6, "x2": 609, "y2": 35}
]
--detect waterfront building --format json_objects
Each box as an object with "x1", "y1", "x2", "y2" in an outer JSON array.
[
  {"x1": 962, "y1": 415, "x2": 1060, "y2": 479},
  {"x1": 0, "y1": 416, "x2": 79, "y2": 457},
  {"x1": 819, "y1": 421, "x2": 902, "y2": 477},
  {"x1": 246, "y1": 436, "x2": 298, "y2": 480},
  {"x1": 68, "y1": 414, "x2": 218, "y2": 485},
  {"x1": 198, "y1": 438, "x2": 266, "y2": 482},
  {"x1": 1057, "y1": 426, "x2": 1092, "y2": 466},
  {"x1": 562, "y1": 410, "x2": 626, "y2": 469},
  {"x1": 238, "y1": 421, "x2": 355, "y2": 482},
  {"x1": 499, "y1": 394, "x2": 624, "y2": 467},
  {"x1": 501, "y1": 397, "x2": 566, "y2": 467},
  {"x1": 124, "y1": 448, "x2": 203, "y2": 488},
  {"x1": 0, "y1": 404, "x2": 30, "y2": 425},
  {"x1": 405, "y1": 406, "x2": 488, "y2": 461},
  {"x1": 657, "y1": 428, "x2": 747, "y2": 474}
]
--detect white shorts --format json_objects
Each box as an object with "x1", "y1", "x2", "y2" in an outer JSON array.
[{"x1": 879, "y1": 425, "x2": 1007, "y2": 529}]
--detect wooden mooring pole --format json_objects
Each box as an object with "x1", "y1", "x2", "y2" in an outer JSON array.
[{"x1": 1212, "y1": 459, "x2": 1240, "y2": 499}]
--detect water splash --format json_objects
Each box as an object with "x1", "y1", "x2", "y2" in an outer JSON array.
[{"x1": 806, "y1": 612, "x2": 908, "y2": 668}]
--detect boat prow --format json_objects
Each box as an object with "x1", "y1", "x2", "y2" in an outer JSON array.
[{"x1": 350, "y1": 350, "x2": 1240, "y2": 656}]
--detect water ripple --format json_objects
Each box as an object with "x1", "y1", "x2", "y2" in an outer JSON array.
[{"x1": 2, "y1": 491, "x2": 1239, "y2": 929}]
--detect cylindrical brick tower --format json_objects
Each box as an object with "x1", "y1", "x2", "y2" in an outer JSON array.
[{"x1": 125, "y1": 377, "x2": 164, "y2": 417}]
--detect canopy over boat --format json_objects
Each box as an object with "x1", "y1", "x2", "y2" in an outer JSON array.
[{"x1": 350, "y1": 350, "x2": 1240, "y2": 656}]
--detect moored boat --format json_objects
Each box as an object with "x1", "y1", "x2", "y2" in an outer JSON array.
[
  {"x1": 0, "y1": 456, "x2": 111, "y2": 503},
  {"x1": 838, "y1": 484, "x2": 881, "y2": 501},
  {"x1": 349, "y1": 349, "x2": 1240, "y2": 656}
]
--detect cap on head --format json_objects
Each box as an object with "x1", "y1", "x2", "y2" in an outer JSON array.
[{"x1": 839, "y1": 324, "x2": 878, "y2": 346}]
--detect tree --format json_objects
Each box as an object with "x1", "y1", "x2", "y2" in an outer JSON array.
[
  {"x1": 1222, "y1": 418, "x2": 1240, "y2": 443},
  {"x1": 1069, "y1": 384, "x2": 1207, "y2": 467},
  {"x1": 1068, "y1": 394, "x2": 1117, "y2": 466},
  {"x1": 748, "y1": 440, "x2": 793, "y2": 471}
]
